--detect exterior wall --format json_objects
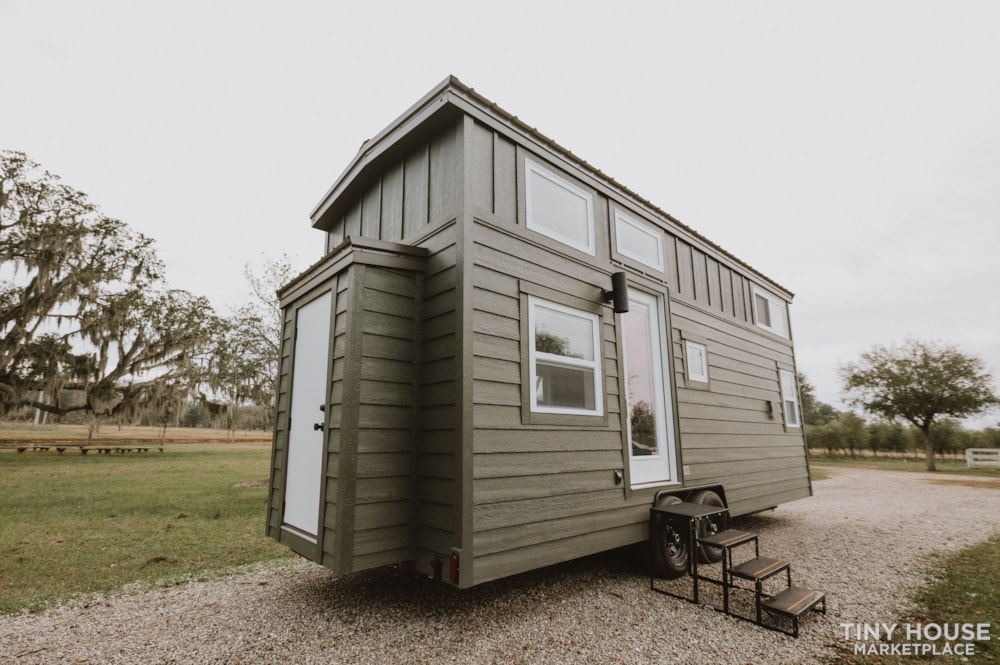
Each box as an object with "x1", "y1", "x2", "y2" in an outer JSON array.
[
  {"x1": 266, "y1": 304, "x2": 296, "y2": 540},
  {"x1": 317, "y1": 124, "x2": 465, "y2": 579},
  {"x1": 463, "y1": 117, "x2": 810, "y2": 585},
  {"x1": 268, "y1": 242, "x2": 432, "y2": 576},
  {"x1": 321, "y1": 271, "x2": 349, "y2": 569},
  {"x1": 278, "y1": 85, "x2": 811, "y2": 588},
  {"x1": 347, "y1": 264, "x2": 421, "y2": 571},
  {"x1": 411, "y1": 231, "x2": 459, "y2": 577},
  {"x1": 671, "y1": 300, "x2": 809, "y2": 515},
  {"x1": 323, "y1": 123, "x2": 462, "y2": 250}
]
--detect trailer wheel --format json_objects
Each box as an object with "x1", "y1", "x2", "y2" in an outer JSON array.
[
  {"x1": 650, "y1": 495, "x2": 689, "y2": 579},
  {"x1": 690, "y1": 489, "x2": 726, "y2": 564}
]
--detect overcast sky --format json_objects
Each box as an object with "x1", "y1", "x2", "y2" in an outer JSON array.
[{"x1": 4, "y1": 1, "x2": 999, "y2": 425}]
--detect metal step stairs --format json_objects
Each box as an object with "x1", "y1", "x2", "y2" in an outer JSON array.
[{"x1": 649, "y1": 502, "x2": 826, "y2": 638}]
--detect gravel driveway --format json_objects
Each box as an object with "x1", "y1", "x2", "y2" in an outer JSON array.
[{"x1": 3, "y1": 467, "x2": 999, "y2": 664}]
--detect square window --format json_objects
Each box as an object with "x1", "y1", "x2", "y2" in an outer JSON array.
[
  {"x1": 529, "y1": 297, "x2": 603, "y2": 415},
  {"x1": 685, "y1": 340, "x2": 709, "y2": 384},
  {"x1": 752, "y1": 286, "x2": 789, "y2": 338},
  {"x1": 615, "y1": 210, "x2": 664, "y2": 272},
  {"x1": 525, "y1": 160, "x2": 595, "y2": 255}
]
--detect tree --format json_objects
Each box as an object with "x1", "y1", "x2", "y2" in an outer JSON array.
[
  {"x1": 1, "y1": 150, "x2": 216, "y2": 428},
  {"x1": 202, "y1": 254, "x2": 298, "y2": 433},
  {"x1": 798, "y1": 373, "x2": 840, "y2": 425},
  {"x1": 1, "y1": 151, "x2": 161, "y2": 395},
  {"x1": 840, "y1": 338, "x2": 1000, "y2": 471}
]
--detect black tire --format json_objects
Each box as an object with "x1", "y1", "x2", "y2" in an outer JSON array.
[
  {"x1": 690, "y1": 489, "x2": 726, "y2": 564},
  {"x1": 650, "y1": 495, "x2": 689, "y2": 579}
]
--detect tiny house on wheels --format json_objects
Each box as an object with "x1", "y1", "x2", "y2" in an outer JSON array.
[{"x1": 267, "y1": 76, "x2": 811, "y2": 589}]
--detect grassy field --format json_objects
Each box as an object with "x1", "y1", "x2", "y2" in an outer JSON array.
[
  {"x1": 0, "y1": 439, "x2": 292, "y2": 614},
  {"x1": 809, "y1": 453, "x2": 1000, "y2": 478},
  {"x1": 0, "y1": 423, "x2": 270, "y2": 445}
]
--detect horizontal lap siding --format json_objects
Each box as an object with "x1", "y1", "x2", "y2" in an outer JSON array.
[
  {"x1": 350, "y1": 266, "x2": 419, "y2": 570},
  {"x1": 671, "y1": 299, "x2": 810, "y2": 514},
  {"x1": 414, "y1": 233, "x2": 459, "y2": 569},
  {"x1": 470, "y1": 215, "x2": 632, "y2": 585},
  {"x1": 266, "y1": 308, "x2": 296, "y2": 537},
  {"x1": 320, "y1": 273, "x2": 350, "y2": 568}
]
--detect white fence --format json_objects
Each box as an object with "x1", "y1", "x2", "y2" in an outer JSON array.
[{"x1": 965, "y1": 448, "x2": 1000, "y2": 468}]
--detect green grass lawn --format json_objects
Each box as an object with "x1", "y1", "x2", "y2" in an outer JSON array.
[
  {"x1": 906, "y1": 534, "x2": 999, "y2": 664},
  {"x1": 0, "y1": 443, "x2": 292, "y2": 614}
]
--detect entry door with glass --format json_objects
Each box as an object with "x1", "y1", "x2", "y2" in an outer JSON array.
[
  {"x1": 282, "y1": 290, "x2": 332, "y2": 542},
  {"x1": 621, "y1": 289, "x2": 677, "y2": 488}
]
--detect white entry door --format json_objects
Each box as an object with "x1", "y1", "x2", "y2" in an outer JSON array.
[
  {"x1": 621, "y1": 290, "x2": 677, "y2": 488},
  {"x1": 282, "y1": 290, "x2": 332, "y2": 541}
]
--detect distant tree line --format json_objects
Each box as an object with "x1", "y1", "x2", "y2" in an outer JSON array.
[
  {"x1": 1, "y1": 150, "x2": 294, "y2": 437},
  {"x1": 799, "y1": 365, "x2": 1000, "y2": 462}
]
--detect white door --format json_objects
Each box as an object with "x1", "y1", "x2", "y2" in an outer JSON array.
[
  {"x1": 282, "y1": 291, "x2": 332, "y2": 541},
  {"x1": 621, "y1": 290, "x2": 677, "y2": 488}
]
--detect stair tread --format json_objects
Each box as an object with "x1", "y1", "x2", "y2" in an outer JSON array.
[
  {"x1": 697, "y1": 528, "x2": 757, "y2": 548},
  {"x1": 730, "y1": 556, "x2": 790, "y2": 581},
  {"x1": 762, "y1": 586, "x2": 825, "y2": 617}
]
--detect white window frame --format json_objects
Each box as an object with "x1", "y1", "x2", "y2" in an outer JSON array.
[
  {"x1": 525, "y1": 159, "x2": 596, "y2": 255},
  {"x1": 614, "y1": 210, "x2": 664, "y2": 272},
  {"x1": 528, "y1": 296, "x2": 603, "y2": 416},
  {"x1": 685, "y1": 340, "x2": 709, "y2": 384},
  {"x1": 779, "y1": 370, "x2": 801, "y2": 428},
  {"x1": 752, "y1": 286, "x2": 789, "y2": 338}
]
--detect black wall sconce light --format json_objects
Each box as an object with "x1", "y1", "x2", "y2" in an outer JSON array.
[{"x1": 604, "y1": 271, "x2": 629, "y2": 314}]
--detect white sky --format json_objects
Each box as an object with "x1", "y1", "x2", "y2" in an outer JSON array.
[{"x1": 4, "y1": 1, "x2": 999, "y2": 425}]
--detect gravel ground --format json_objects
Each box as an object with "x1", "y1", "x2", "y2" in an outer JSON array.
[{"x1": 3, "y1": 467, "x2": 999, "y2": 664}]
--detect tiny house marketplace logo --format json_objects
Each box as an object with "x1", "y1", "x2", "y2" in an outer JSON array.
[{"x1": 840, "y1": 622, "x2": 992, "y2": 657}]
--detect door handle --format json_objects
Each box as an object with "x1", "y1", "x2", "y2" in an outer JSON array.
[{"x1": 313, "y1": 422, "x2": 324, "y2": 431}]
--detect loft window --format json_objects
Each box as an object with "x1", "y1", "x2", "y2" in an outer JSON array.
[
  {"x1": 780, "y1": 370, "x2": 801, "y2": 428},
  {"x1": 614, "y1": 210, "x2": 664, "y2": 272},
  {"x1": 685, "y1": 340, "x2": 709, "y2": 384},
  {"x1": 528, "y1": 297, "x2": 603, "y2": 415},
  {"x1": 752, "y1": 286, "x2": 789, "y2": 338},
  {"x1": 525, "y1": 159, "x2": 595, "y2": 255}
]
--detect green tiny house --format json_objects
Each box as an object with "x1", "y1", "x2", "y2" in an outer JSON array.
[{"x1": 267, "y1": 76, "x2": 812, "y2": 588}]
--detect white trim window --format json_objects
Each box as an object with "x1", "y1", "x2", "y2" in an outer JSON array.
[
  {"x1": 779, "y1": 370, "x2": 801, "y2": 428},
  {"x1": 525, "y1": 159, "x2": 595, "y2": 255},
  {"x1": 614, "y1": 210, "x2": 664, "y2": 272},
  {"x1": 752, "y1": 286, "x2": 789, "y2": 338},
  {"x1": 685, "y1": 340, "x2": 709, "y2": 383},
  {"x1": 528, "y1": 297, "x2": 603, "y2": 416}
]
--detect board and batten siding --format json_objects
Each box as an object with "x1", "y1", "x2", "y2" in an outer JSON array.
[{"x1": 323, "y1": 123, "x2": 462, "y2": 252}]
